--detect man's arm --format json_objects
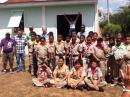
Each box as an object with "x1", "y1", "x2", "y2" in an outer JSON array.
[
  {"x1": 73, "y1": 12, "x2": 80, "y2": 24},
  {"x1": 64, "y1": 14, "x2": 71, "y2": 24}
]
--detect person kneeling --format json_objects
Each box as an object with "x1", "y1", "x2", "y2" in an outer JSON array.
[
  {"x1": 84, "y1": 60, "x2": 106, "y2": 92},
  {"x1": 32, "y1": 62, "x2": 52, "y2": 87}
]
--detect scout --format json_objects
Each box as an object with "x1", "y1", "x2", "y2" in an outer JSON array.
[
  {"x1": 50, "y1": 57, "x2": 69, "y2": 88},
  {"x1": 55, "y1": 34, "x2": 65, "y2": 64},
  {"x1": 67, "y1": 60, "x2": 86, "y2": 90}
]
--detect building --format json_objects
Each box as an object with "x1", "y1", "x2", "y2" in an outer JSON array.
[{"x1": 0, "y1": 0, "x2": 98, "y2": 40}]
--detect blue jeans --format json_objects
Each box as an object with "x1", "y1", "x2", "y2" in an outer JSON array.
[{"x1": 16, "y1": 53, "x2": 25, "y2": 71}]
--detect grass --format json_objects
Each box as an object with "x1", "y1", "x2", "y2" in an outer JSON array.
[{"x1": 0, "y1": 57, "x2": 122, "y2": 97}]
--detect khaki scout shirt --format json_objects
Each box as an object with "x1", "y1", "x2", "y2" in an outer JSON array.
[
  {"x1": 55, "y1": 41, "x2": 65, "y2": 55},
  {"x1": 35, "y1": 44, "x2": 48, "y2": 59},
  {"x1": 53, "y1": 64, "x2": 69, "y2": 79},
  {"x1": 70, "y1": 67, "x2": 86, "y2": 79},
  {"x1": 87, "y1": 67, "x2": 103, "y2": 80},
  {"x1": 91, "y1": 46, "x2": 106, "y2": 59}
]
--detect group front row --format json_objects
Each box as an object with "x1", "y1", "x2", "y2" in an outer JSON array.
[{"x1": 32, "y1": 57, "x2": 106, "y2": 92}]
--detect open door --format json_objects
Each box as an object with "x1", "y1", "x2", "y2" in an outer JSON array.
[{"x1": 57, "y1": 14, "x2": 82, "y2": 40}]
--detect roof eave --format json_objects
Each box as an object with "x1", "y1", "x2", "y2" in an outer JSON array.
[{"x1": 0, "y1": 0, "x2": 98, "y2": 8}]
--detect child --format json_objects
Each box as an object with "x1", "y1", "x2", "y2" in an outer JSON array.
[
  {"x1": 35, "y1": 37, "x2": 48, "y2": 66},
  {"x1": 32, "y1": 62, "x2": 52, "y2": 87},
  {"x1": 68, "y1": 60, "x2": 86, "y2": 90},
  {"x1": 84, "y1": 59, "x2": 106, "y2": 92},
  {"x1": 78, "y1": 35, "x2": 87, "y2": 69},
  {"x1": 64, "y1": 36, "x2": 71, "y2": 66},
  {"x1": 50, "y1": 57, "x2": 69, "y2": 88}
]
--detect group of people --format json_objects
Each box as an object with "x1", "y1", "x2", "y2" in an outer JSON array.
[{"x1": 0, "y1": 24, "x2": 130, "y2": 95}]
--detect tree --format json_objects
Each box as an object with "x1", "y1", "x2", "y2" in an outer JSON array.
[
  {"x1": 103, "y1": 24, "x2": 122, "y2": 36},
  {"x1": 100, "y1": 6, "x2": 130, "y2": 35}
]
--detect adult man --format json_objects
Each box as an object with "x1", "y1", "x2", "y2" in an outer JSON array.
[
  {"x1": 77, "y1": 24, "x2": 88, "y2": 38},
  {"x1": 64, "y1": 13, "x2": 80, "y2": 36},
  {"x1": 26, "y1": 26, "x2": 36, "y2": 40},
  {"x1": 41, "y1": 26, "x2": 48, "y2": 41},
  {"x1": 0, "y1": 33, "x2": 15, "y2": 73},
  {"x1": 14, "y1": 30, "x2": 27, "y2": 72}
]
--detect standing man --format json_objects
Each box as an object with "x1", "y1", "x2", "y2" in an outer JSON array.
[
  {"x1": 77, "y1": 24, "x2": 88, "y2": 38},
  {"x1": 26, "y1": 26, "x2": 36, "y2": 41},
  {"x1": 0, "y1": 33, "x2": 16, "y2": 73},
  {"x1": 41, "y1": 26, "x2": 49, "y2": 41},
  {"x1": 14, "y1": 30, "x2": 27, "y2": 72},
  {"x1": 64, "y1": 13, "x2": 80, "y2": 37}
]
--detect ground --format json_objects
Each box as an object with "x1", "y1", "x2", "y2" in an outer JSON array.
[{"x1": 0, "y1": 57, "x2": 122, "y2": 97}]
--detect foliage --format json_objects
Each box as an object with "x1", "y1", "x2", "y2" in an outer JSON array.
[
  {"x1": 100, "y1": 6, "x2": 130, "y2": 35},
  {"x1": 103, "y1": 24, "x2": 122, "y2": 36}
]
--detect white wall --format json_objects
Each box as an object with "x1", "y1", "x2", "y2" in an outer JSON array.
[
  {"x1": 0, "y1": 6, "x2": 43, "y2": 41},
  {"x1": 45, "y1": 4, "x2": 96, "y2": 36}
]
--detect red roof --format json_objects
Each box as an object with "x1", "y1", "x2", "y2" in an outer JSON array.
[{"x1": 6, "y1": 0, "x2": 86, "y2": 3}]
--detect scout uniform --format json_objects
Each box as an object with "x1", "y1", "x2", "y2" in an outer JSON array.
[
  {"x1": 28, "y1": 40, "x2": 36, "y2": 66},
  {"x1": 50, "y1": 64, "x2": 69, "y2": 88},
  {"x1": 84, "y1": 67, "x2": 106, "y2": 88},
  {"x1": 84, "y1": 43, "x2": 93, "y2": 68},
  {"x1": 111, "y1": 43, "x2": 126, "y2": 80},
  {"x1": 55, "y1": 41, "x2": 65, "y2": 64},
  {"x1": 64, "y1": 41, "x2": 71, "y2": 66},
  {"x1": 78, "y1": 42, "x2": 87, "y2": 69},
  {"x1": 27, "y1": 40, "x2": 37, "y2": 75},
  {"x1": 32, "y1": 65, "x2": 52, "y2": 87},
  {"x1": 91, "y1": 45, "x2": 107, "y2": 78},
  {"x1": 124, "y1": 44, "x2": 130, "y2": 64},
  {"x1": 68, "y1": 67, "x2": 86, "y2": 87},
  {"x1": 69, "y1": 42, "x2": 79, "y2": 69},
  {"x1": 35, "y1": 44, "x2": 48, "y2": 65},
  {"x1": 46, "y1": 42, "x2": 56, "y2": 71}
]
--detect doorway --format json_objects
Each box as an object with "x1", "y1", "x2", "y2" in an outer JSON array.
[{"x1": 57, "y1": 14, "x2": 82, "y2": 40}]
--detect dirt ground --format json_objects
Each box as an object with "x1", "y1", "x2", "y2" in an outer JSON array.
[{"x1": 0, "y1": 57, "x2": 122, "y2": 97}]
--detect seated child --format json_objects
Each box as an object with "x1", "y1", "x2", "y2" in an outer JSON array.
[
  {"x1": 50, "y1": 57, "x2": 69, "y2": 88},
  {"x1": 84, "y1": 59, "x2": 106, "y2": 92},
  {"x1": 32, "y1": 62, "x2": 52, "y2": 87},
  {"x1": 68, "y1": 60, "x2": 86, "y2": 90}
]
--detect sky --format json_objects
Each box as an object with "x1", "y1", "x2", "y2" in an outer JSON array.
[{"x1": 98, "y1": 0, "x2": 129, "y2": 13}]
